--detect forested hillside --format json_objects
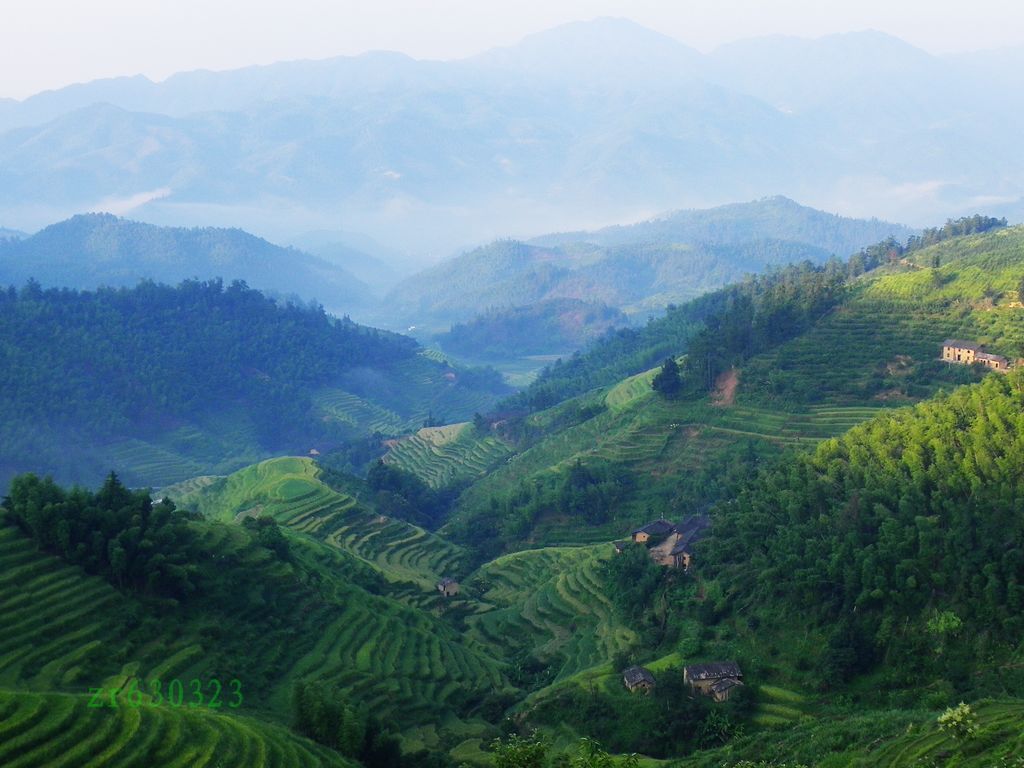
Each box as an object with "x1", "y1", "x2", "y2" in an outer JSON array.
[
  {"x1": 0, "y1": 214, "x2": 373, "y2": 313},
  {"x1": 436, "y1": 299, "x2": 627, "y2": 360},
  {"x1": 0, "y1": 280, "x2": 506, "y2": 490},
  {"x1": 705, "y1": 371, "x2": 1024, "y2": 687},
  {"x1": 385, "y1": 198, "x2": 911, "y2": 334}
]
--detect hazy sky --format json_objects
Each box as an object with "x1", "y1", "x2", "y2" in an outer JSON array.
[{"x1": 2, "y1": 0, "x2": 1023, "y2": 99}]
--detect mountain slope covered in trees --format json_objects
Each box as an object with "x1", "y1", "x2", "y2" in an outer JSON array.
[
  {"x1": 0, "y1": 279, "x2": 507, "y2": 490},
  {"x1": 0, "y1": 213, "x2": 373, "y2": 313},
  {"x1": 384, "y1": 197, "x2": 912, "y2": 332}
]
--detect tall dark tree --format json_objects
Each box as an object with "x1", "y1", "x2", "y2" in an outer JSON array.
[{"x1": 651, "y1": 357, "x2": 682, "y2": 398}]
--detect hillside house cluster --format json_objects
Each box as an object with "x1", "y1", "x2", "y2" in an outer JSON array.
[
  {"x1": 942, "y1": 340, "x2": 1011, "y2": 371},
  {"x1": 616, "y1": 516, "x2": 710, "y2": 571},
  {"x1": 683, "y1": 662, "x2": 743, "y2": 702}
]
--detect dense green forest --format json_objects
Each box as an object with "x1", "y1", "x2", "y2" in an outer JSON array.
[
  {"x1": 704, "y1": 371, "x2": 1024, "y2": 689},
  {"x1": 0, "y1": 278, "x2": 508, "y2": 489},
  {"x1": 437, "y1": 298, "x2": 627, "y2": 360},
  {"x1": 0, "y1": 279, "x2": 410, "y2": 477}
]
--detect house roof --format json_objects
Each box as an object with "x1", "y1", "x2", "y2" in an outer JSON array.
[
  {"x1": 631, "y1": 519, "x2": 676, "y2": 536},
  {"x1": 623, "y1": 666, "x2": 656, "y2": 686},
  {"x1": 943, "y1": 339, "x2": 983, "y2": 351},
  {"x1": 710, "y1": 677, "x2": 743, "y2": 694},
  {"x1": 684, "y1": 662, "x2": 742, "y2": 681},
  {"x1": 437, "y1": 577, "x2": 458, "y2": 587},
  {"x1": 670, "y1": 540, "x2": 692, "y2": 556},
  {"x1": 976, "y1": 352, "x2": 1009, "y2": 363},
  {"x1": 613, "y1": 540, "x2": 629, "y2": 551}
]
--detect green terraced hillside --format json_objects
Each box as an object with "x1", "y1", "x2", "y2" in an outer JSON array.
[
  {"x1": 465, "y1": 545, "x2": 635, "y2": 682},
  {"x1": 313, "y1": 388, "x2": 409, "y2": 436},
  {"x1": 0, "y1": 505, "x2": 505, "y2": 736},
  {"x1": 677, "y1": 699, "x2": 1024, "y2": 768},
  {"x1": 383, "y1": 422, "x2": 512, "y2": 488},
  {"x1": 447, "y1": 364, "x2": 889, "y2": 545},
  {"x1": 743, "y1": 227, "x2": 1024, "y2": 407},
  {"x1": 0, "y1": 688, "x2": 355, "y2": 768},
  {"x1": 178, "y1": 457, "x2": 467, "y2": 588}
]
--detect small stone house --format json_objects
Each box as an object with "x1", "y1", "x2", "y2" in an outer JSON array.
[
  {"x1": 630, "y1": 519, "x2": 676, "y2": 543},
  {"x1": 646, "y1": 516, "x2": 710, "y2": 570},
  {"x1": 942, "y1": 339, "x2": 981, "y2": 364},
  {"x1": 942, "y1": 340, "x2": 1010, "y2": 371},
  {"x1": 436, "y1": 577, "x2": 460, "y2": 597},
  {"x1": 622, "y1": 666, "x2": 656, "y2": 693},
  {"x1": 976, "y1": 351, "x2": 1010, "y2": 371},
  {"x1": 683, "y1": 662, "x2": 743, "y2": 702}
]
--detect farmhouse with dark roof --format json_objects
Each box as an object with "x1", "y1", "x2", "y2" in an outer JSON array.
[
  {"x1": 683, "y1": 662, "x2": 743, "y2": 702},
  {"x1": 631, "y1": 519, "x2": 676, "y2": 543},
  {"x1": 622, "y1": 665, "x2": 656, "y2": 693}
]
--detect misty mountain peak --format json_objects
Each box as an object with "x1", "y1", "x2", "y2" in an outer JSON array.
[{"x1": 470, "y1": 16, "x2": 704, "y2": 83}]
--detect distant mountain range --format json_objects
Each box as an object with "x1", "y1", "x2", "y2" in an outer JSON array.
[{"x1": 0, "y1": 18, "x2": 1019, "y2": 251}]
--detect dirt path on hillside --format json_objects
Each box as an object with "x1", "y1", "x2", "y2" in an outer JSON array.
[{"x1": 712, "y1": 368, "x2": 739, "y2": 407}]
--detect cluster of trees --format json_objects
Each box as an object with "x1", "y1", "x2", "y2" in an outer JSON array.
[
  {"x1": 0, "y1": 278, "x2": 417, "y2": 465},
  {"x1": 291, "y1": 680, "x2": 441, "y2": 767},
  {"x1": 365, "y1": 461, "x2": 454, "y2": 529},
  {"x1": 601, "y1": 544, "x2": 664, "y2": 624},
  {"x1": 681, "y1": 261, "x2": 848, "y2": 393},
  {"x1": 4, "y1": 472, "x2": 202, "y2": 598},
  {"x1": 906, "y1": 215, "x2": 1008, "y2": 253},
  {"x1": 487, "y1": 459, "x2": 634, "y2": 540},
  {"x1": 527, "y1": 672, "x2": 752, "y2": 758},
  {"x1": 704, "y1": 372, "x2": 1024, "y2": 684}
]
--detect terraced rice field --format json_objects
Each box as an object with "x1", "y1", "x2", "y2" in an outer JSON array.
[
  {"x1": 99, "y1": 411, "x2": 268, "y2": 488},
  {"x1": 703, "y1": 404, "x2": 885, "y2": 444},
  {"x1": 604, "y1": 367, "x2": 658, "y2": 411},
  {"x1": 744, "y1": 297, "x2": 994, "y2": 405},
  {"x1": 383, "y1": 422, "x2": 512, "y2": 488},
  {"x1": 0, "y1": 526, "x2": 125, "y2": 689},
  {"x1": 862, "y1": 700, "x2": 1024, "y2": 767},
  {"x1": 312, "y1": 388, "x2": 409, "y2": 436},
  {"x1": 324, "y1": 514, "x2": 464, "y2": 588},
  {"x1": 0, "y1": 689, "x2": 354, "y2": 767},
  {"x1": 752, "y1": 684, "x2": 809, "y2": 727},
  {"x1": 466, "y1": 545, "x2": 636, "y2": 681},
  {"x1": 182, "y1": 457, "x2": 467, "y2": 587},
  {"x1": 279, "y1": 592, "x2": 508, "y2": 725},
  {"x1": 99, "y1": 439, "x2": 207, "y2": 488}
]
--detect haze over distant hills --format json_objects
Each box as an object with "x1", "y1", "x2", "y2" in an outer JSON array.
[
  {"x1": 0, "y1": 214, "x2": 375, "y2": 314},
  {"x1": 384, "y1": 196, "x2": 913, "y2": 333},
  {"x1": 0, "y1": 18, "x2": 1019, "y2": 252}
]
